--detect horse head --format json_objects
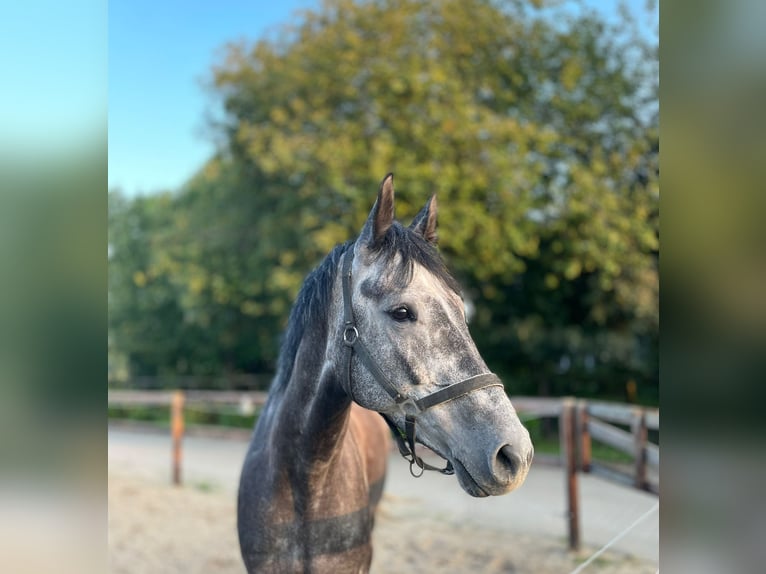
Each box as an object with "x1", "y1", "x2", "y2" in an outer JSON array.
[{"x1": 338, "y1": 174, "x2": 533, "y2": 497}]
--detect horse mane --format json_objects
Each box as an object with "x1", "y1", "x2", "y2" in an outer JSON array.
[{"x1": 270, "y1": 222, "x2": 461, "y2": 394}]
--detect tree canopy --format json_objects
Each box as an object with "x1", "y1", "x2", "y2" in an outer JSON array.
[{"x1": 109, "y1": 0, "x2": 658, "y2": 401}]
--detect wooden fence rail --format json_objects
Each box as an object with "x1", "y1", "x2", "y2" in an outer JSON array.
[
  {"x1": 108, "y1": 389, "x2": 270, "y2": 407},
  {"x1": 478, "y1": 395, "x2": 659, "y2": 551},
  {"x1": 107, "y1": 390, "x2": 658, "y2": 549}
]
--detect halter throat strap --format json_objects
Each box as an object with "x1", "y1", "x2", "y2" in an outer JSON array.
[{"x1": 340, "y1": 247, "x2": 503, "y2": 476}]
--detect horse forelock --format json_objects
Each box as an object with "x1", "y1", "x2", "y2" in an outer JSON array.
[{"x1": 366, "y1": 221, "x2": 462, "y2": 296}]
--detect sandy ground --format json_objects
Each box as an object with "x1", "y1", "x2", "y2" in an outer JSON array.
[{"x1": 108, "y1": 427, "x2": 658, "y2": 573}]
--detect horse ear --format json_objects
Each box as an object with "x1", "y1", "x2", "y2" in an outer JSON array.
[
  {"x1": 359, "y1": 173, "x2": 395, "y2": 248},
  {"x1": 409, "y1": 194, "x2": 438, "y2": 244}
]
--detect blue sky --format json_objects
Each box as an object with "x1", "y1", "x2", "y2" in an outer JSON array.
[
  {"x1": 108, "y1": 0, "x2": 657, "y2": 197},
  {"x1": 0, "y1": 0, "x2": 107, "y2": 155},
  {"x1": 108, "y1": 0, "x2": 317, "y2": 195}
]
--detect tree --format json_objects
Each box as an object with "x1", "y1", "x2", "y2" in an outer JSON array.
[
  {"x1": 108, "y1": 190, "x2": 184, "y2": 376},
  {"x1": 110, "y1": 0, "x2": 658, "y2": 400},
  {"x1": 208, "y1": 0, "x2": 657, "y2": 397}
]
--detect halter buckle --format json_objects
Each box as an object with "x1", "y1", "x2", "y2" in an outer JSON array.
[
  {"x1": 342, "y1": 325, "x2": 359, "y2": 346},
  {"x1": 398, "y1": 397, "x2": 421, "y2": 415}
]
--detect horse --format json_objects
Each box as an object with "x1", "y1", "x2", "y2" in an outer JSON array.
[{"x1": 238, "y1": 174, "x2": 534, "y2": 573}]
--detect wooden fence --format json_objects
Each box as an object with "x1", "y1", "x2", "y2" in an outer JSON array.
[
  {"x1": 108, "y1": 389, "x2": 269, "y2": 485},
  {"x1": 512, "y1": 396, "x2": 659, "y2": 550},
  {"x1": 108, "y1": 390, "x2": 658, "y2": 548}
]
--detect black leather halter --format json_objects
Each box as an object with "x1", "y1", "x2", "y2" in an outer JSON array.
[{"x1": 340, "y1": 247, "x2": 504, "y2": 477}]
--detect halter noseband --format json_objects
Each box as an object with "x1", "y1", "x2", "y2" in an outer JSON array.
[{"x1": 340, "y1": 247, "x2": 503, "y2": 477}]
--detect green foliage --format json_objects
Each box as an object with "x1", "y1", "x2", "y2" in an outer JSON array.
[{"x1": 109, "y1": 0, "x2": 657, "y2": 400}]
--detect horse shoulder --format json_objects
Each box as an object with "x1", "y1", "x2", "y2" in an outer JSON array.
[{"x1": 348, "y1": 403, "x2": 390, "y2": 498}]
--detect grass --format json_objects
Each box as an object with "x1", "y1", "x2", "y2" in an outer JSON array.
[
  {"x1": 529, "y1": 435, "x2": 634, "y2": 464},
  {"x1": 108, "y1": 404, "x2": 258, "y2": 429},
  {"x1": 191, "y1": 480, "x2": 216, "y2": 493},
  {"x1": 108, "y1": 405, "x2": 169, "y2": 425},
  {"x1": 522, "y1": 417, "x2": 634, "y2": 464}
]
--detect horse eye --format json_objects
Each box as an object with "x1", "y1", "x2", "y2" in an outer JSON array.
[{"x1": 388, "y1": 306, "x2": 413, "y2": 322}]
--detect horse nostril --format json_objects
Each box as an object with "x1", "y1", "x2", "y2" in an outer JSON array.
[{"x1": 496, "y1": 444, "x2": 523, "y2": 479}]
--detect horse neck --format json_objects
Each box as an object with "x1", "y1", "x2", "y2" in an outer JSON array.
[{"x1": 277, "y1": 282, "x2": 351, "y2": 469}]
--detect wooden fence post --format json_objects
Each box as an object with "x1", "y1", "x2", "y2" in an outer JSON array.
[
  {"x1": 560, "y1": 398, "x2": 581, "y2": 551},
  {"x1": 171, "y1": 390, "x2": 185, "y2": 486},
  {"x1": 576, "y1": 400, "x2": 591, "y2": 473},
  {"x1": 632, "y1": 408, "x2": 648, "y2": 490}
]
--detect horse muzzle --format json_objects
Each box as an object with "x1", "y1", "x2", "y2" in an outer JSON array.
[
  {"x1": 406, "y1": 404, "x2": 533, "y2": 496},
  {"x1": 447, "y1": 421, "x2": 534, "y2": 497}
]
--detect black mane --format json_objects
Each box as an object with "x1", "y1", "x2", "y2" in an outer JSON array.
[{"x1": 270, "y1": 222, "x2": 460, "y2": 393}]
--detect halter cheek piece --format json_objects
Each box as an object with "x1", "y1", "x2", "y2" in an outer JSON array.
[{"x1": 340, "y1": 248, "x2": 504, "y2": 477}]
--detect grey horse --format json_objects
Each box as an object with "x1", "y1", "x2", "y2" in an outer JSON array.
[{"x1": 238, "y1": 174, "x2": 533, "y2": 573}]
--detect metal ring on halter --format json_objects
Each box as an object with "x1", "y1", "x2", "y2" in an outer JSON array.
[
  {"x1": 409, "y1": 457, "x2": 425, "y2": 478},
  {"x1": 398, "y1": 397, "x2": 422, "y2": 415},
  {"x1": 342, "y1": 325, "x2": 359, "y2": 346}
]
